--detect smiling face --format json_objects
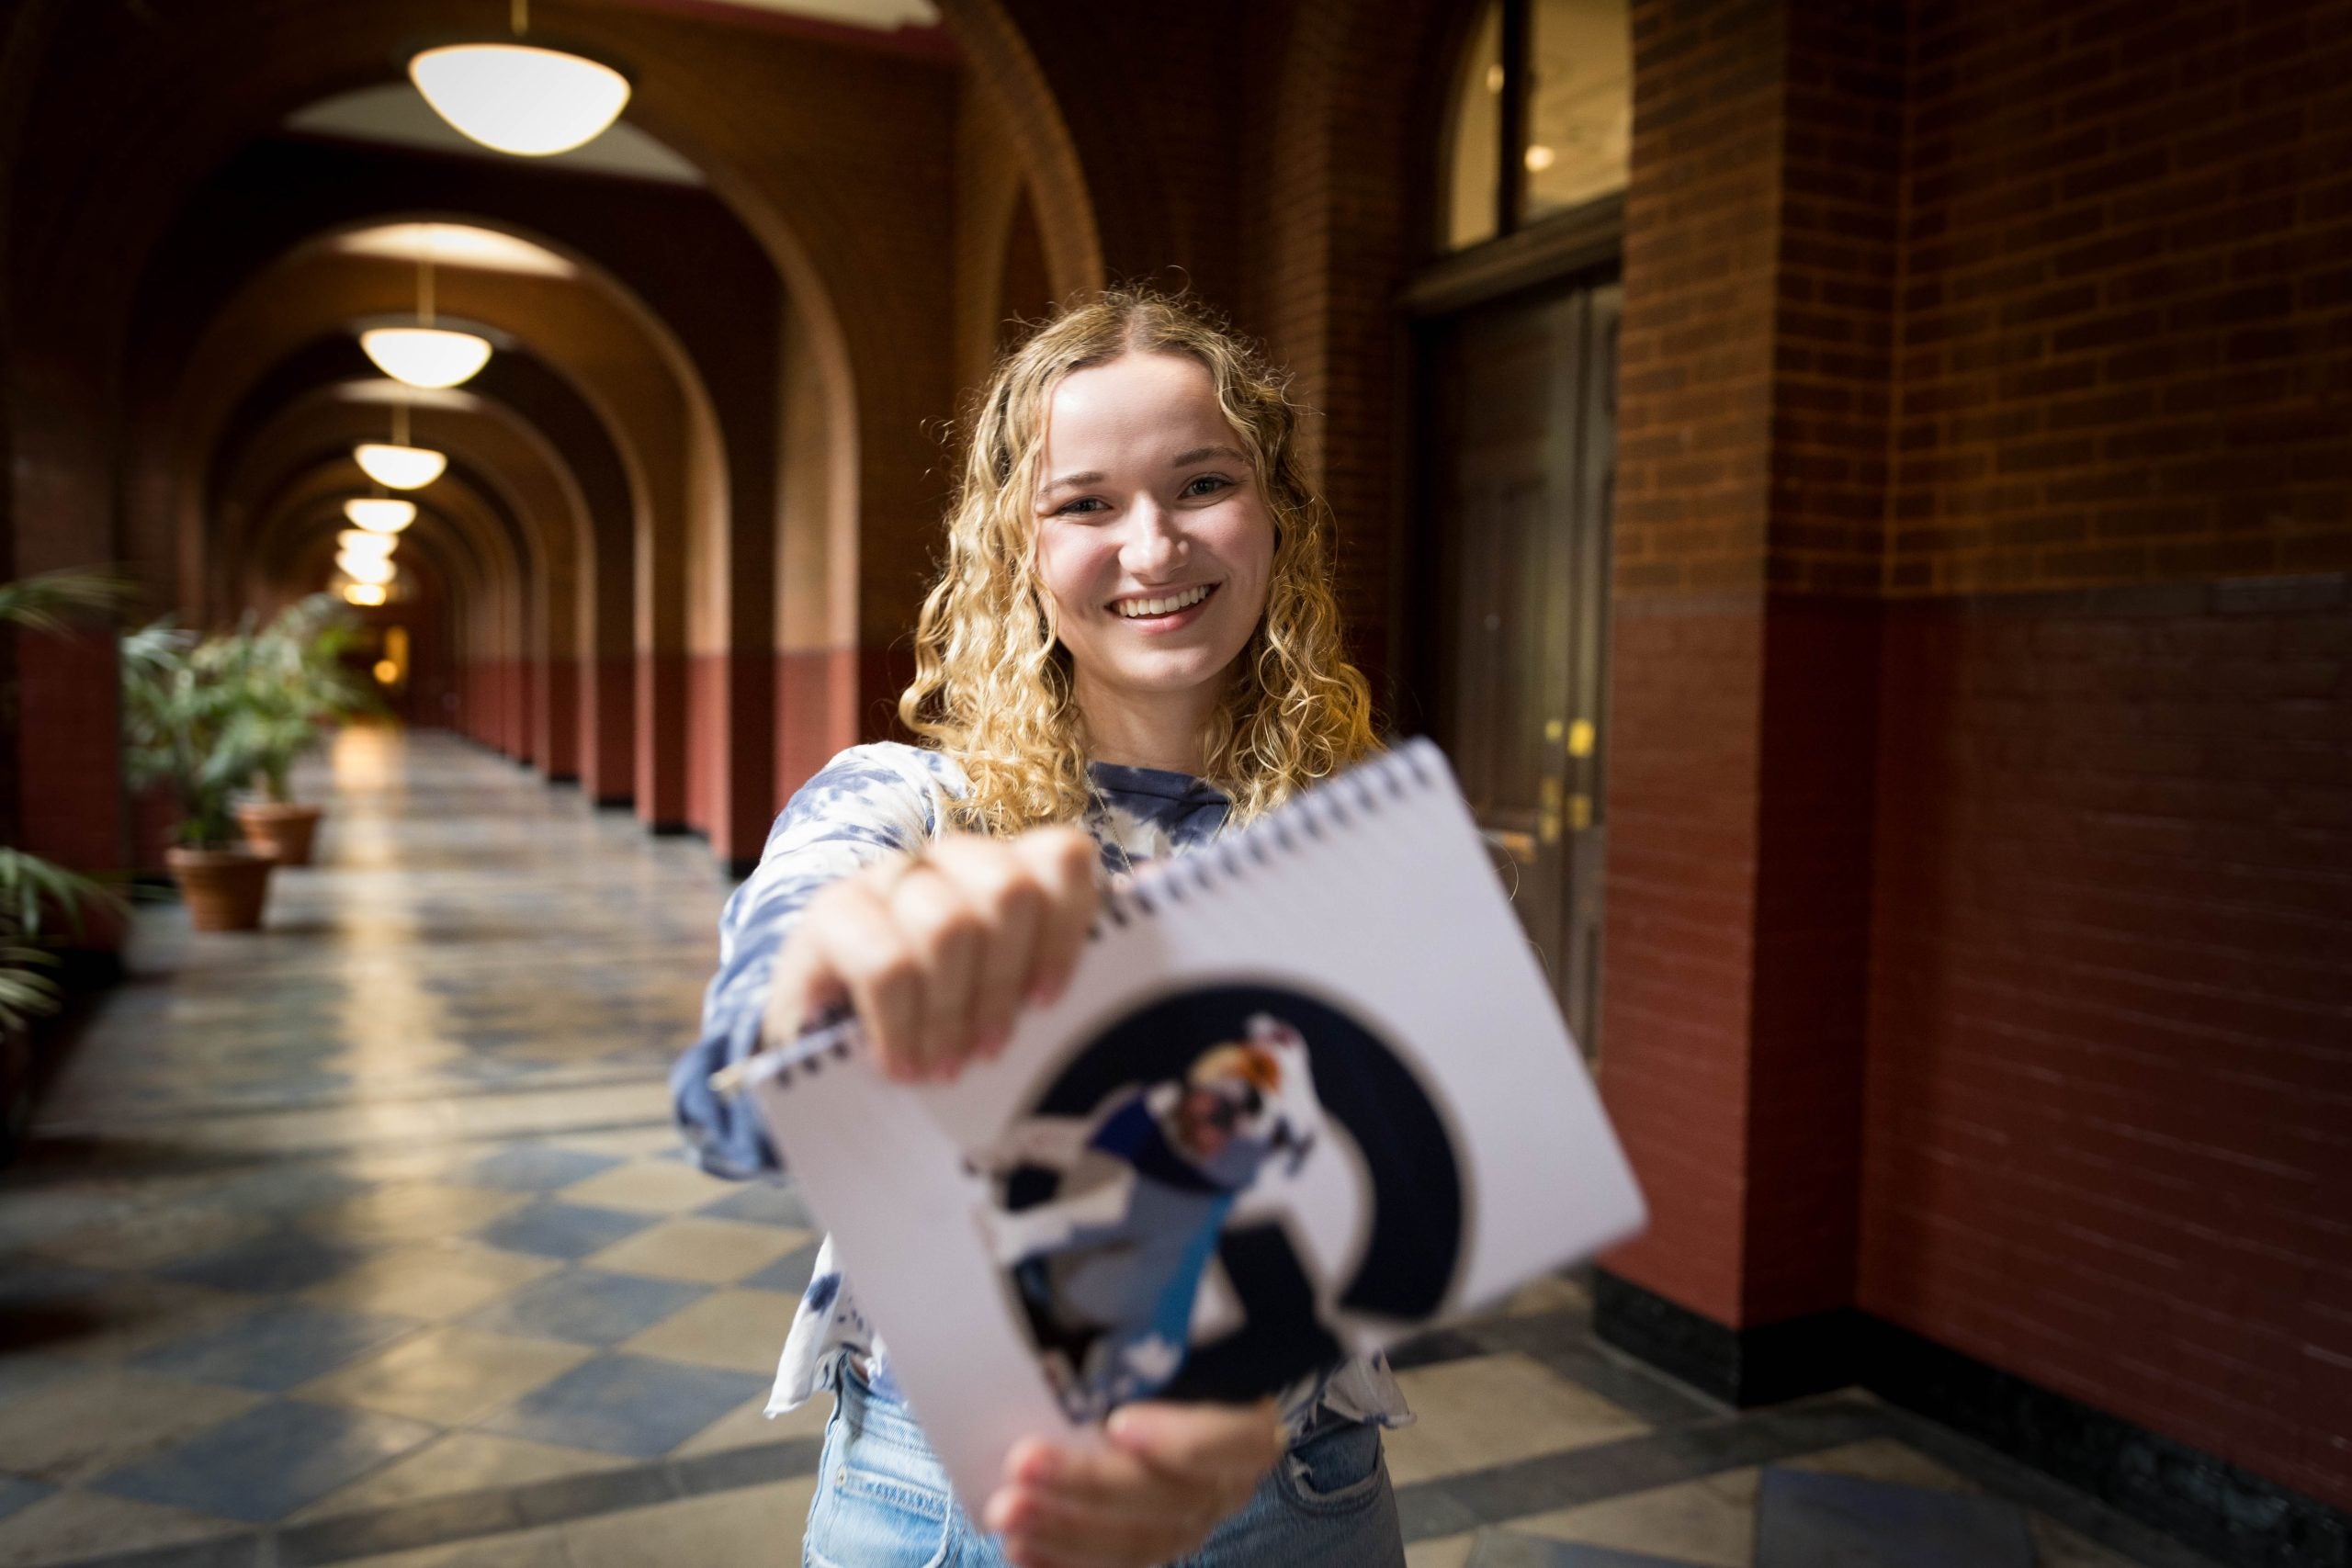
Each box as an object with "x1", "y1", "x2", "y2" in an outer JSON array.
[
  {"x1": 1174, "y1": 1087, "x2": 1238, "y2": 1161},
  {"x1": 1033, "y1": 352, "x2": 1276, "y2": 751}
]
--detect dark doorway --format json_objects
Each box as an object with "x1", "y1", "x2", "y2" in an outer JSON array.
[{"x1": 1410, "y1": 277, "x2": 1619, "y2": 1055}]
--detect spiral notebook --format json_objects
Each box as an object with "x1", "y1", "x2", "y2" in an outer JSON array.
[{"x1": 741, "y1": 739, "x2": 1645, "y2": 1509}]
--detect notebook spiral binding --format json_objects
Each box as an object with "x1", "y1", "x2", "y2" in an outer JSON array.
[
  {"x1": 743, "y1": 739, "x2": 1443, "y2": 1093},
  {"x1": 1092, "y1": 737, "x2": 1439, "y2": 932}
]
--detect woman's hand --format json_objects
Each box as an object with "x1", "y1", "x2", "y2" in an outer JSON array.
[
  {"x1": 983, "y1": 1400, "x2": 1284, "y2": 1568},
  {"x1": 763, "y1": 827, "x2": 1100, "y2": 1082}
]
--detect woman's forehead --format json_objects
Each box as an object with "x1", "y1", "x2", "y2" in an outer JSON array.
[{"x1": 1042, "y1": 352, "x2": 1231, "y2": 464}]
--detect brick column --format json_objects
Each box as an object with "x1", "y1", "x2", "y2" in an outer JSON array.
[{"x1": 1593, "y1": 0, "x2": 1902, "y2": 1402}]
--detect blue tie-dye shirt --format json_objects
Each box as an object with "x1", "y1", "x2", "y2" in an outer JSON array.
[{"x1": 670, "y1": 741, "x2": 1408, "y2": 1430}]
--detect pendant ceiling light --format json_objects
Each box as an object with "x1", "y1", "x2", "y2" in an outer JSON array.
[
  {"x1": 355, "y1": 444, "x2": 447, "y2": 490},
  {"x1": 337, "y1": 528, "x2": 400, "y2": 558},
  {"x1": 343, "y1": 582, "x2": 390, "y2": 607},
  {"x1": 410, "y1": 0, "x2": 630, "y2": 158},
  {"x1": 338, "y1": 551, "x2": 399, "y2": 586},
  {"x1": 358, "y1": 233, "x2": 492, "y2": 389},
  {"x1": 344, "y1": 496, "x2": 417, "y2": 533},
  {"x1": 354, "y1": 401, "x2": 447, "y2": 491},
  {"x1": 361, "y1": 328, "x2": 491, "y2": 389}
]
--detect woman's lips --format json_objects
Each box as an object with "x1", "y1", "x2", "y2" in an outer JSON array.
[{"x1": 1101, "y1": 581, "x2": 1223, "y2": 629}]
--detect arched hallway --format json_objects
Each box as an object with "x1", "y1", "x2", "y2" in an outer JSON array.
[
  {"x1": 0, "y1": 733, "x2": 2203, "y2": 1567},
  {"x1": 5, "y1": 0, "x2": 2346, "y2": 1562}
]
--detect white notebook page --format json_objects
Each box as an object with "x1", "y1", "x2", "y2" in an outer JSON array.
[{"x1": 746, "y1": 739, "x2": 1645, "y2": 1509}]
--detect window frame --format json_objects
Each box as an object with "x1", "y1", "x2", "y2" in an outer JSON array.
[{"x1": 1443, "y1": 0, "x2": 1628, "y2": 256}]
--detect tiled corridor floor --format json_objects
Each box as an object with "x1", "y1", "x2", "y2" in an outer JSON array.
[{"x1": 1, "y1": 731, "x2": 2221, "y2": 1568}]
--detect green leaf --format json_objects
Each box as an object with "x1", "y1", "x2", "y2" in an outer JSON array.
[{"x1": 0, "y1": 567, "x2": 137, "y2": 636}]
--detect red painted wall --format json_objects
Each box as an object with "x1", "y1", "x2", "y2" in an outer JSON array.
[
  {"x1": 1600, "y1": 0, "x2": 2349, "y2": 1513},
  {"x1": 775, "y1": 647, "x2": 860, "y2": 812},
  {"x1": 1857, "y1": 0, "x2": 2352, "y2": 1509},
  {"x1": 582, "y1": 654, "x2": 633, "y2": 806},
  {"x1": 635, "y1": 649, "x2": 687, "y2": 832},
  {"x1": 17, "y1": 633, "x2": 124, "y2": 872},
  {"x1": 1867, "y1": 588, "x2": 2350, "y2": 1510},
  {"x1": 686, "y1": 650, "x2": 725, "y2": 841}
]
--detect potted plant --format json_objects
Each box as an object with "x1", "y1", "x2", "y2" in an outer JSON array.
[
  {"x1": 120, "y1": 619, "x2": 276, "y2": 931},
  {"x1": 230, "y1": 594, "x2": 377, "y2": 866}
]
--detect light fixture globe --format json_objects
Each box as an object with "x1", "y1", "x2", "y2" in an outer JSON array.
[
  {"x1": 337, "y1": 528, "x2": 400, "y2": 557},
  {"x1": 409, "y1": 42, "x2": 630, "y2": 156},
  {"x1": 343, "y1": 497, "x2": 417, "y2": 533},
  {"x1": 355, "y1": 443, "x2": 447, "y2": 491},
  {"x1": 343, "y1": 582, "x2": 390, "y2": 607},
  {"x1": 337, "y1": 550, "x2": 399, "y2": 586},
  {"x1": 360, "y1": 326, "x2": 492, "y2": 389}
]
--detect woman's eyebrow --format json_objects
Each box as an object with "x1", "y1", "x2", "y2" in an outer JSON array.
[{"x1": 1041, "y1": 446, "x2": 1244, "y2": 495}]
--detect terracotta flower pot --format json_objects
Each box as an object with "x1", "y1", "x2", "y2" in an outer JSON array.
[
  {"x1": 165, "y1": 846, "x2": 273, "y2": 932},
  {"x1": 236, "y1": 801, "x2": 324, "y2": 866}
]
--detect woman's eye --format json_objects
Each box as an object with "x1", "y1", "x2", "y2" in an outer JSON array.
[
  {"x1": 1182, "y1": 474, "x2": 1234, "y2": 498},
  {"x1": 1054, "y1": 497, "x2": 1108, "y2": 517}
]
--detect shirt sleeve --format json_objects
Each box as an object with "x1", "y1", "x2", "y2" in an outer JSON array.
[{"x1": 669, "y1": 745, "x2": 945, "y2": 1179}]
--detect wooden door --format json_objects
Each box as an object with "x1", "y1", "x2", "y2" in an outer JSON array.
[{"x1": 1417, "y1": 279, "x2": 1619, "y2": 1055}]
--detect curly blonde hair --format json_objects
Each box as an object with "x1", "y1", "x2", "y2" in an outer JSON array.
[{"x1": 899, "y1": 289, "x2": 1378, "y2": 835}]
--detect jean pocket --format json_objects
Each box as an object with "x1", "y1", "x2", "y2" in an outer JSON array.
[
  {"x1": 1274, "y1": 1419, "x2": 1389, "y2": 1517},
  {"x1": 803, "y1": 1404, "x2": 953, "y2": 1568}
]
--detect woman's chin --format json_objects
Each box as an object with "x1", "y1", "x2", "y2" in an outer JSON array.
[{"x1": 1087, "y1": 649, "x2": 1246, "y2": 701}]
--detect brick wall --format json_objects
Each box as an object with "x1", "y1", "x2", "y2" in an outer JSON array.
[
  {"x1": 1609, "y1": 0, "x2": 1785, "y2": 597},
  {"x1": 1888, "y1": 0, "x2": 2352, "y2": 593},
  {"x1": 1770, "y1": 0, "x2": 1903, "y2": 593},
  {"x1": 1244, "y1": 0, "x2": 1453, "y2": 695},
  {"x1": 1603, "y1": 0, "x2": 2352, "y2": 1515},
  {"x1": 1854, "y1": 0, "x2": 2352, "y2": 1511},
  {"x1": 1599, "y1": 0, "x2": 1790, "y2": 1325},
  {"x1": 1868, "y1": 579, "x2": 2352, "y2": 1510}
]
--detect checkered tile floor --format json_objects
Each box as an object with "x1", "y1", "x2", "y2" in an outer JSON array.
[{"x1": 0, "y1": 733, "x2": 2215, "y2": 1568}]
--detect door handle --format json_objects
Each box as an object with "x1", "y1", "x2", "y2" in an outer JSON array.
[{"x1": 1481, "y1": 828, "x2": 1540, "y2": 864}]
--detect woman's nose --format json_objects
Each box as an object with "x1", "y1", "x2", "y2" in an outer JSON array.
[{"x1": 1119, "y1": 498, "x2": 1185, "y2": 575}]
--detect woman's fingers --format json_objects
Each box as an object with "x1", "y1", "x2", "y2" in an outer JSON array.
[
  {"x1": 995, "y1": 1483, "x2": 1193, "y2": 1568},
  {"x1": 772, "y1": 825, "x2": 1099, "y2": 1080},
  {"x1": 1016, "y1": 827, "x2": 1100, "y2": 1008},
  {"x1": 882, "y1": 860, "x2": 983, "y2": 1077},
  {"x1": 759, "y1": 909, "x2": 835, "y2": 1048},
  {"x1": 800, "y1": 879, "x2": 925, "y2": 1078},
  {"x1": 983, "y1": 1405, "x2": 1281, "y2": 1568},
  {"x1": 1106, "y1": 1398, "x2": 1284, "y2": 1487},
  {"x1": 928, "y1": 835, "x2": 1045, "y2": 1060},
  {"x1": 985, "y1": 1449, "x2": 1207, "y2": 1568}
]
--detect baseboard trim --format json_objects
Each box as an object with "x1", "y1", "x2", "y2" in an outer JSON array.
[
  {"x1": 1591, "y1": 1270, "x2": 2350, "y2": 1568},
  {"x1": 1589, "y1": 1270, "x2": 1860, "y2": 1406}
]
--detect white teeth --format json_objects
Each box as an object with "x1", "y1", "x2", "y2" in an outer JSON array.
[{"x1": 1114, "y1": 584, "x2": 1211, "y2": 618}]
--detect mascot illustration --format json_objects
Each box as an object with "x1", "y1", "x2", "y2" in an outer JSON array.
[{"x1": 968, "y1": 1013, "x2": 1325, "y2": 1419}]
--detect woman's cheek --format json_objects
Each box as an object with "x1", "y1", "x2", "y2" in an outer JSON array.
[{"x1": 1034, "y1": 528, "x2": 1095, "y2": 630}]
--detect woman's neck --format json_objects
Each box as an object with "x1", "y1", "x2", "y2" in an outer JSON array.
[{"x1": 1075, "y1": 675, "x2": 1219, "y2": 774}]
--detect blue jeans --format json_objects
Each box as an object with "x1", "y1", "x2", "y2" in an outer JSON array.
[{"x1": 802, "y1": 1366, "x2": 1405, "y2": 1568}]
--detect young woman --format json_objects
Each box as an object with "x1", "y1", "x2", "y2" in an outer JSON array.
[{"x1": 673, "y1": 291, "x2": 1408, "y2": 1568}]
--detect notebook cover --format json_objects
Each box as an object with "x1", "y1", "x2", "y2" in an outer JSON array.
[{"x1": 744, "y1": 739, "x2": 1645, "y2": 1509}]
